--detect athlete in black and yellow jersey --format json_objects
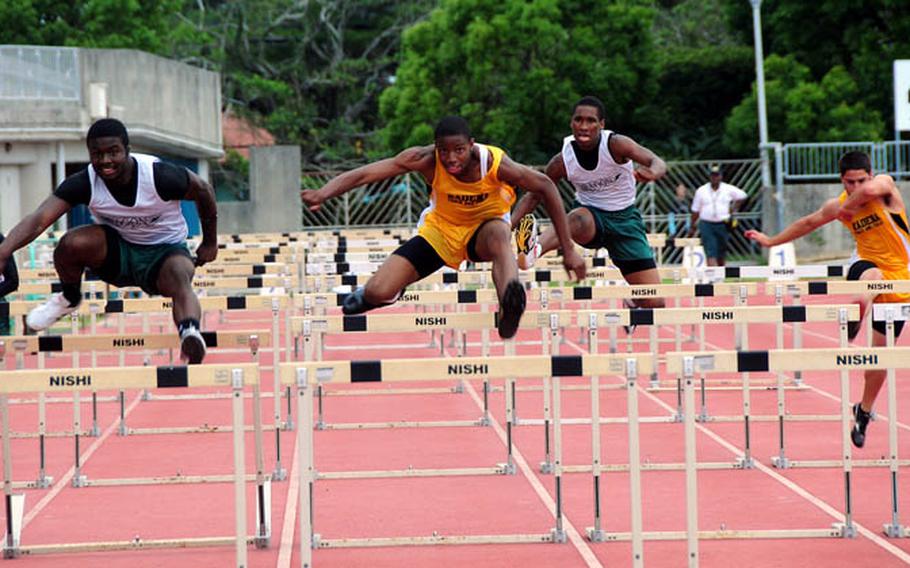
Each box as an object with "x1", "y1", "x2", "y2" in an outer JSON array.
[
  {"x1": 302, "y1": 116, "x2": 585, "y2": 339},
  {"x1": 746, "y1": 151, "x2": 910, "y2": 447}
]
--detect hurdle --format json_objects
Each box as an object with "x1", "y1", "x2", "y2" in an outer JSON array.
[
  {"x1": 661, "y1": 345, "x2": 910, "y2": 564},
  {"x1": 293, "y1": 310, "x2": 575, "y2": 431},
  {"x1": 279, "y1": 353, "x2": 653, "y2": 565},
  {"x1": 553, "y1": 304, "x2": 860, "y2": 496},
  {"x1": 0, "y1": 363, "x2": 266, "y2": 564},
  {"x1": 1, "y1": 295, "x2": 293, "y2": 480}
]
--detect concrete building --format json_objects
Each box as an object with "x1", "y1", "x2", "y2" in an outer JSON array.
[{"x1": 0, "y1": 45, "x2": 223, "y2": 235}]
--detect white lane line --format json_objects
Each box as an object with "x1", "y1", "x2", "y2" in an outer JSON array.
[
  {"x1": 276, "y1": 429, "x2": 300, "y2": 568},
  {"x1": 23, "y1": 392, "x2": 143, "y2": 528},
  {"x1": 564, "y1": 337, "x2": 910, "y2": 565},
  {"x1": 462, "y1": 381, "x2": 604, "y2": 568}
]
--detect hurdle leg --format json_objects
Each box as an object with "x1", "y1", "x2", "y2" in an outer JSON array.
[
  {"x1": 792, "y1": 291, "x2": 803, "y2": 384},
  {"x1": 771, "y1": 299, "x2": 789, "y2": 469},
  {"x1": 882, "y1": 315, "x2": 905, "y2": 537},
  {"x1": 682, "y1": 357, "x2": 699, "y2": 567},
  {"x1": 273, "y1": 302, "x2": 287, "y2": 481},
  {"x1": 627, "y1": 359, "x2": 644, "y2": 566},
  {"x1": 697, "y1": 297, "x2": 708, "y2": 421},
  {"x1": 540, "y1": 323, "x2": 555, "y2": 474},
  {"x1": 737, "y1": 312, "x2": 753, "y2": 469},
  {"x1": 296, "y1": 369, "x2": 315, "y2": 567},
  {"x1": 315, "y1": 385, "x2": 325, "y2": 430},
  {"x1": 480, "y1": 381, "x2": 491, "y2": 426},
  {"x1": 649, "y1": 324, "x2": 659, "y2": 388},
  {"x1": 586, "y1": 316, "x2": 609, "y2": 542},
  {"x1": 118, "y1": 390, "x2": 128, "y2": 436},
  {"x1": 504, "y1": 377, "x2": 516, "y2": 475},
  {"x1": 835, "y1": 308, "x2": 857, "y2": 538},
  {"x1": 71, "y1": 390, "x2": 86, "y2": 487},
  {"x1": 2, "y1": 394, "x2": 24, "y2": 559},
  {"x1": 252, "y1": 380, "x2": 270, "y2": 547},
  {"x1": 551, "y1": 373, "x2": 566, "y2": 542},
  {"x1": 506, "y1": 339, "x2": 519, "y2": 424},
  {"x1": 231, "y1": 369, "x2": 249, "y2": 566},
  {"x1": 29, "y1": 339, "x2": 52, "y2": 487}
]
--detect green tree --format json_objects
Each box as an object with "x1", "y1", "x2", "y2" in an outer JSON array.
[
  {"x1": 173, "y1": 0, "x2": 435, "y2": 166},
  {"x1": 723, "y1": 0, "x2": 910, "y2": 138},
  {"x1": 0, "y1": 0, "x2": 188, "y2": 53},
  {"x1": 646, "y1": 0, "x2": 755, "y2": 158},
  {"x1": 724, "y1": 54, "x2": 884, "y2": 155},
  {"x1": 379, "y1": 0, "x2": 658, "y2": 164}
]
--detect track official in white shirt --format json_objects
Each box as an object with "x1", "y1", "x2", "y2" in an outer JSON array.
[{"x1": 690, "y1": 165, "x2": 747, "y2": 266}]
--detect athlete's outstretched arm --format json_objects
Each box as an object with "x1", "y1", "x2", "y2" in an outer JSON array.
[
  {"x1": 509, "y1": 153, "x2": 565, "y2": 229},
  {"x1": 610, "y1": 135, "x2": 667, "y2": 182},
  {"x1": 303, "y1": 146, "x2": 435, "y2": 212},
  {"x1": 0, "y1": 195, "x2": 71, "y2": 277},
  {"x1": 745, "y1": 198, "x2": 839, "y2": 247},
  {"x1": 185, "y1": 171, "x2": 219, "y2": 266},
  {"x1": 838, "y1": 174, "x2": 902, "y2": 222},
  {"x1": 499, "y1": 156, "x2": 586, "y2": 280}
]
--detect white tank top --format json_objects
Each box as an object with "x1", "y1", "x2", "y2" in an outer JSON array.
[
  {"x1": 88, "y1": 153, "x2": 188, "y2": 245},
  {"x1": 562, "y1": 131, "x2": 635, "y2": 211}
]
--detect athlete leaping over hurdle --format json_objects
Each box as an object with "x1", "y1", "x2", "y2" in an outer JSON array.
[
  {"x1": 301, "y1": 116, "x2": 586, "y2": 339},
  {"x1": 0, "y1": 119, "x2": 218, "y2": 364},
  {"x1": 746, "y1": 151, "x2": 909, "y2": 448}
]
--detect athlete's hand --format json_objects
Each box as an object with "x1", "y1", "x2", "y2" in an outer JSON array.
[
  {"x1": 195, "y1": 241, "x2": 218, "y2": 266},
  {"x1": 743, "y1": 229, "x2": 771, "y2": 247},
  {"x1": 633, "y1": 167, "x2": 661, "y2": 183},
  {"x1": 562, "y1": 249, "x2": 587, "y2": 281},
  {"x1": 301, "y1": 189, "x2": 326, "y2": 212}
]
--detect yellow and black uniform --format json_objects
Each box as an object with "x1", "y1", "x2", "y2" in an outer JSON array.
[
  {"x1": 394, "y1": 144, "x2": 516, "y2": 275},
  {"x1": 839, "y1": 191, "x2": 910, "y2": 335}
]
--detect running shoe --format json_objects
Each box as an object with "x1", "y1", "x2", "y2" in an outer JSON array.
[
  {"x1": 497, "y1": 280, "x2": 526, "y2": 339},
  {"x1": 516, "y1": 214, "x2": 540, "y2": 270},
  {"x1": 26, "y1": 293, "x2": 79, "y2": 331},
  {"x1": 851, "y1": 402, "x2": 871, "y2": 448},
  {"x1": 179, "y1": 324, "x2": 207, "y2": 364}
]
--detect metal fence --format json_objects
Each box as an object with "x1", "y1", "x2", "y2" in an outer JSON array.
[
  {"x1": 0, "y1": 45, "x2": 80, "y2": 100},
  {"x1": 782, "y1": 140, "x2": 910, "y2": 181},
  {"x1": 301, "y1": 158, "x2": 764, "y2": 264}
]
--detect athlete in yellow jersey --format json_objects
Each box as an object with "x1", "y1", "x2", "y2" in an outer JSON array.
[
  {"x1": 302, "y1": 116, "x2": 585, "y2": 339},
  {"x1": 746, "y1": 151, "x2": 910, "y2": 447}
]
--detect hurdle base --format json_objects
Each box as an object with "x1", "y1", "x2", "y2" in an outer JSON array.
[
  {"x1": 478, "y1": 416, "x2": 491, "y2": 427},
  {"x1": 87, "y1": 425, "x2": 101, "y2": 437},
  {"x1": 540, "y1": 461, "x2": 554, "y2": 474},
  {"x1": 735, "y1": 456, "x2": 754, "y2": 470},
  {"x1": 771, "y1": 455, "x2": 790, "y2": 469},
  {"x1": 254, "y1": 535, "x2": 270, "y2": 549},
  {"x1": 34, "y1": 474, "x2": 53, "y2": 488},
  {"x1": 696, "y1": 410, "x2": 710, "y2": 423},
  {"x1": 833, "y1": 522, "x2": 857, "y2": 539},
  {"x1": 71, "y1": 474, "x2": 87, "y2": 488},
  {"x1": 883, "y1": 523, "x2": 907, "y2": 538},
  {"x1": 283, "y1": 419, "x2": 295, "y2": 431},
  {"x1": 551, "y1": 528, "x2": 567, "y2": 544},
  {"x1": 587, "y1": 528, "x2": 607, "y2": 543},
  {"x1": 272, "y1": 466, "x2": 288, "y2": 481},
  {"x1": 498, "y1": 462, "x2": 516, "y2": 475},
  {"x1": 314, "y1": 420, "x2": 326, "y2": 431}
]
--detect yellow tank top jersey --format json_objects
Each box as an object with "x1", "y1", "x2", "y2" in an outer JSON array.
[
  {"x1": 838, "y1": 191, "x2": 910, "y2": 303},
  {"x1": 417, "y1": 144, "x2": 516, "y2": 268}
]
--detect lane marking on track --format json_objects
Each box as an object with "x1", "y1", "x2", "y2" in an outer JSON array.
[
  {"x1": 462, "y1": 380, "x2": 604, "y2": 568},
  {"x1": 276, "y1": 430, "x2": 300, "y2": 568},
  {"x1": 23, "y1": 392, "x2": 143, "y2": 528},
  {"x1": 563, "y1": 336, "x2": 910, "y2": 565}
]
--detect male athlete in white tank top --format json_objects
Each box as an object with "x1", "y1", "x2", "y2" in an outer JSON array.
[
  {"x1": 0, "y1": 119, "x2": 219, "y2": 363},
  {"x1": 511, "y1": 96, "x2": 668, "y2": 311}
]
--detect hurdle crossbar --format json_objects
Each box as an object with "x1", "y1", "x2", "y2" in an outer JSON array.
[
  {"x1": 1, "y1": 364, "x2": 257, "y2": 565},
  {"x1": 280, "y1": 354, "x2": 650, "y2": 558}
]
